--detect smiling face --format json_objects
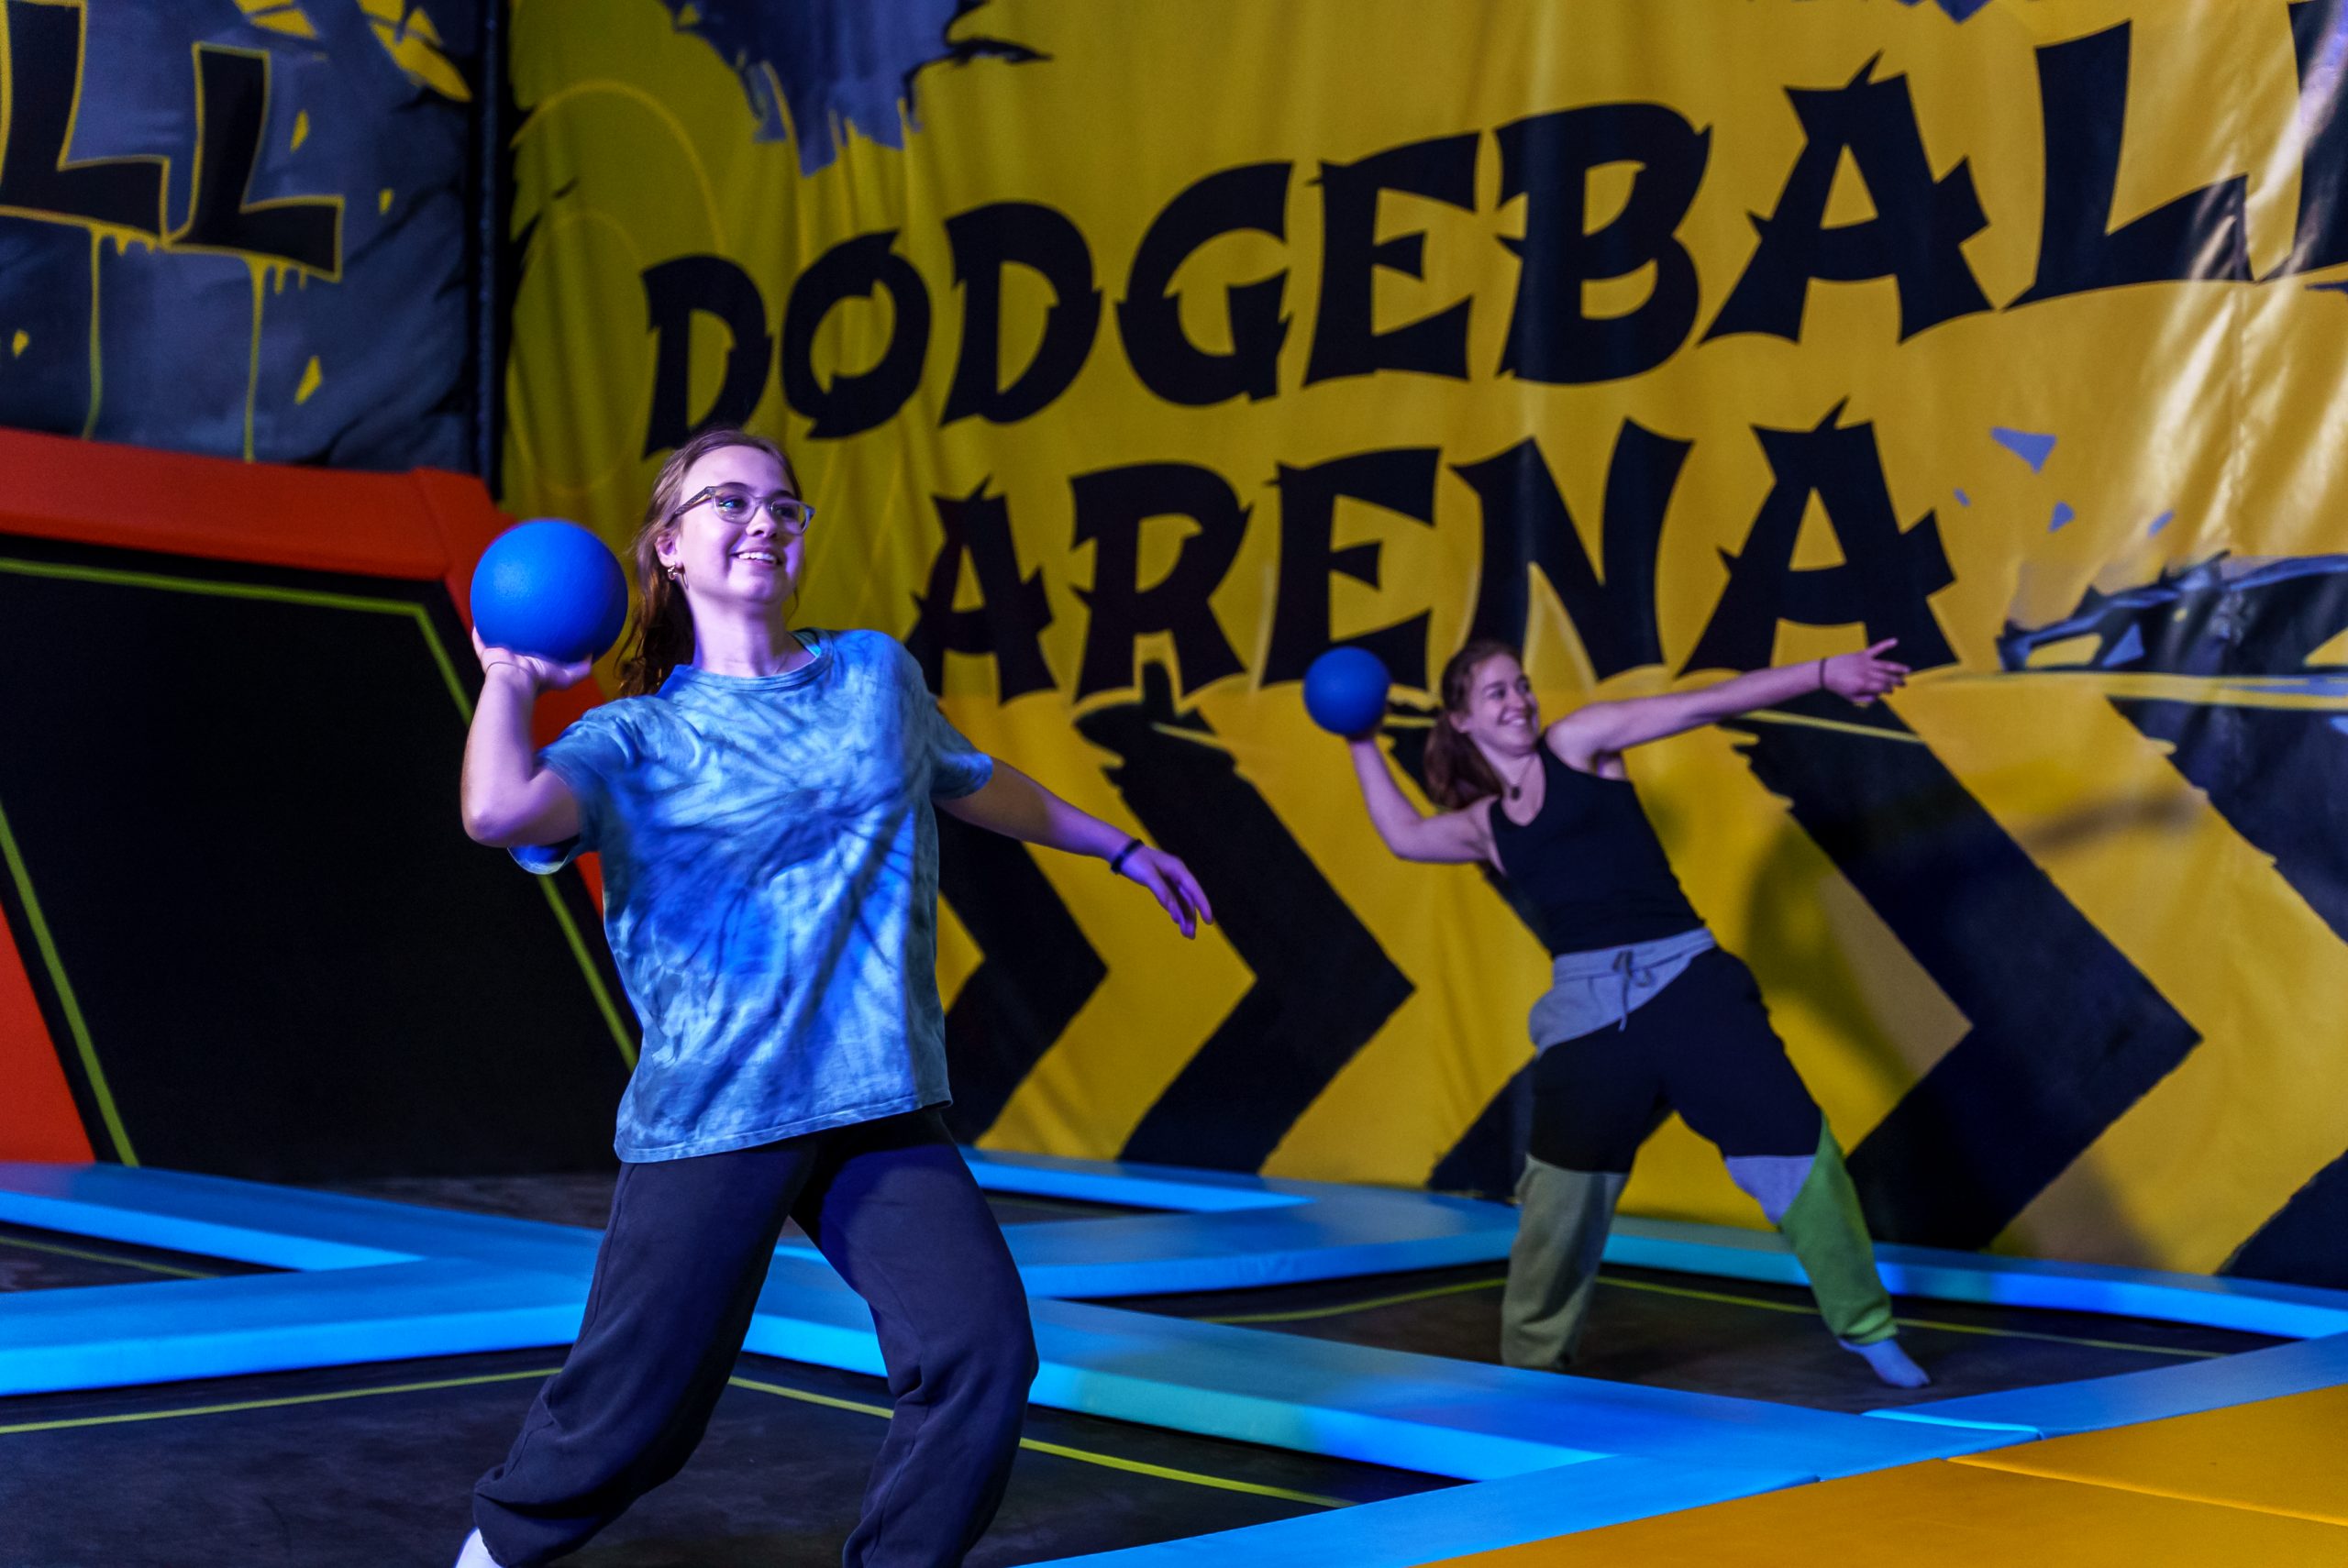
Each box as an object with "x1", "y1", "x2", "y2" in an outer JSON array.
[
  {"x1": 1448, "y1": 651, "x2": 1541, "y2": 760},
  {"x1": 653, "y1": 442, "x2": 805, "y2": 614}
]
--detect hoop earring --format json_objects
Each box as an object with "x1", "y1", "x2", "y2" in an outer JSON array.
[{"x1": 664, "y1": 563, "x2": 683, "y2": 582}]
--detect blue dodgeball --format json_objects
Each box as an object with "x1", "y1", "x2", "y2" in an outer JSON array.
[
  {"x1": 471, "y1": 519, "x2": 629, "y2": 664},
  {"x1": 1303, "y1": 646, "x2": 1391, "y2": 736}
]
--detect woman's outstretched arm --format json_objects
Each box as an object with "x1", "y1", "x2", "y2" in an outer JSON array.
[
  {"x1": 1545, "y1": 640, "x2": 1911, "y2": 769},
  {"x1": 938, "y1": 759, "x2": 1213, "y2": 937},
  {"x1": 1346, "y1": 736, "x2": 1493, "y2": 865},
  {"x1": 459, "y1": 633, "x2": 589, "y2": 847}
]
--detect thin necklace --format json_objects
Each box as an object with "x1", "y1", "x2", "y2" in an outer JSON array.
[{"x1": 1501, "y1": 751, "x2": 1539, "y2": 801}]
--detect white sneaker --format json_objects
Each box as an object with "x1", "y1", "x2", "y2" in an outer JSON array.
[{"x1": 452, "y1": 1529, "x2": 503, "y2": 1568}]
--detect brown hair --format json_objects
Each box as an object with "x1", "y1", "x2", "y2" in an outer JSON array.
[
  {"x1": 1423, "y1": 638, "x2": 1520, "y2": 809},
  {"x1": 614, "y1": 426, "x2": 798, "y2": 698}
]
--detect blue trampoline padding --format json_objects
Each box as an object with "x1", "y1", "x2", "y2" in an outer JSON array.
[
  {"x1": 0, "y1": 1163, "x2": 423, "y2": 1270},
  {"x1": 1869, "y1": 1331, "x2": 2348, "y2": 1438},
  {"x1": 799, "y1": 1148, "x2": 1516, "y2": 1297},
  {"x1": 0, "y1": 1260, "x2": 586, "y2": 1397},
  {"x1": 0, "y1": 1162, "x2": 604, "y2": 1275},
  {"x1": 794, "y1": 1193, "x2": 1520, "y2": 1299},
  {"x1": 963, "y1": 1150, "x2": 1310, "y2": 1212},
  {"x1": 0, "y1": 1165, "x2": 2005, "y2": 1481},
  {"x1": 957, "y1": 1150, "x2": 1520, "y2": 1296},
  {"x1": 1033, "y1": 1455, "x2": 1810, "y2": 1567},
  {"x1": 1867, "y1": 1244, "x2": 2348, "y2": 1340},
  {"x1": 11, "y1": 1157, "x2": 2348, "y2": 1555},
  {"x1": 1608, "y1": 1217, "x2": 2348, "y2": 1341},
  {"x1": 1010, "y1": 1298, "x2": 2014, "y2": 1482},
  {"x1": 20, "y1": 1162, "x2": 2348, "y2": 1339},
  {"x1": 0, "y1": 1158, "x2": 1519, "y2": 1302}
]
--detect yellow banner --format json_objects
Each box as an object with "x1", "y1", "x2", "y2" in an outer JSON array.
[{"x1": 502, "y1": 0, "x2": 2348, "y2": 1281}]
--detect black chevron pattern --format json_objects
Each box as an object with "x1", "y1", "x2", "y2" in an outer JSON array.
[{"x1": 1080, "y1": 667, "x2": 1415, "y2": 1170}]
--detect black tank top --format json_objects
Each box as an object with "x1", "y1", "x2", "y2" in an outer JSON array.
[{"x1": 1487, "y1": 748, "x2": 1703, "y2": 955}]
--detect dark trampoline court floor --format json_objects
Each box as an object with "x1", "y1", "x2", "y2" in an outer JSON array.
[
  {"x1": 0, "y1": 1199, "x2": 1442, "y2": 1568},
  {"x1": 1113, "y1": 1258, "x2": 2285, "y2": 1415},
  {"x1": 0, "y1": 1177, "x2": 2292, "y2": 1565}
]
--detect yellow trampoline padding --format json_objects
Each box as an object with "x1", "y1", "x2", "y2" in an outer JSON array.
[
  {"x1": 1953, "y1": 1384, "x2": 2348, "y2": 1528},
  {"x1": 1439, "y1": 1461, "x2": 2348, "y2": 1566}
]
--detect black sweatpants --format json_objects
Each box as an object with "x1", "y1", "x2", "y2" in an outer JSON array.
[
  {"x1": 472, "y1": 1109, "x2": 1038, "y2": 1568},
  {"x1": 1527, "y1": 946, "x2": 1823, "y2": 1173},
  {"x1": 1504, "y1": 946, "x2": 1897, "y2": 1364}
]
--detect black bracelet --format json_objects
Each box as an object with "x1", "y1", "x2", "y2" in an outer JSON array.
[
  {"x1": 1108, "y1": 836, "x2": 1144, "y2": 874},
  {"x1": 1817, "y1": 656, "x2": 1828, "y2": 692}
]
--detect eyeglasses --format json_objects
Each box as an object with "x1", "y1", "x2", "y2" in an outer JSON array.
[{"x1": 672, "y1": 485, "x2": 816, "y2": 536}]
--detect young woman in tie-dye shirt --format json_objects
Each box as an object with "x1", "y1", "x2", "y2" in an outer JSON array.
[{"x1": 450, "y1": 427, "x2": 1210, "y2": 1568}]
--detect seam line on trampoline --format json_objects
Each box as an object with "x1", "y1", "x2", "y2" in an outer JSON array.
[
  {"x1": 1203, "y1": 1275, "x2": 1504, "y2": 1323},
  {"x1": 0, "y1": 1357, "x2": 1348, "y2": 1510},
  {"x1": 0, "y1": 1232, "x2": 215, "y2": 1279},
  {"x1": 724, "y1": 1374, "x2": 1349, "y2": 1507},
  {"x1": 0, "y1": 793, "x2": 135, "y2": 1165},
  {"x1": 0, "y1": 1366, "x2": 559, "y2": 1436},
  {"x1": 405, "y1": 606, "x2": 639, "y2": 1071},
  {"x1": 413, "y1": 603, "x2": 475, "y2": 719},
  {"x1": 536, "y1": 878, "x2": 638, "y2": 1068}
]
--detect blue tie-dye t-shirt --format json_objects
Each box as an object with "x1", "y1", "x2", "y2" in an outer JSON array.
[{"x1": 515, "y1": 630, "x2": 992, "y2": 1162}]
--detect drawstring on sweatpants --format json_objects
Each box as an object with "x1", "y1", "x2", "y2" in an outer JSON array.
[{"x1": 1528, "y1": 926, "x2": 1716, "y2": 1050}]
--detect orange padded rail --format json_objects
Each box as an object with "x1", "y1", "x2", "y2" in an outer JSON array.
[{"x1": 0, "y1": 909, "x2": 90, "y2": 1163}]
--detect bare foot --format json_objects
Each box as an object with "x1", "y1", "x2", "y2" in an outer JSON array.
[{"x1": 1843, "y1": 1337, "x2": 1931, "y2": 1388}]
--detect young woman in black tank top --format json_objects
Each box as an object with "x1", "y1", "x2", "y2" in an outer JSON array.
[{"x1": 1343, "y1": 637, "x2": 1929, "y2": 1389}]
